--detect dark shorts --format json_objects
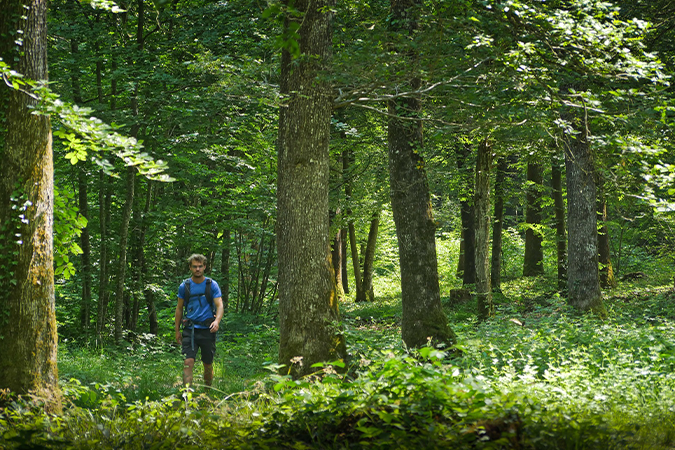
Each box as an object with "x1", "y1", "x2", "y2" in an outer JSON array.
[{"x1": 181, "y1": 328, "x2": 217, "y2": 364}]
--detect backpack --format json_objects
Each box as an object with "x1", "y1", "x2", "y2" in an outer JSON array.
[{"x1": 183, "y1": 277, "x2": 215, "y2": 316}]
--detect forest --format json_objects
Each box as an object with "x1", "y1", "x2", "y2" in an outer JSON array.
[{"x1": 1, "y1": 0, "x2": 675, "y2": 448}]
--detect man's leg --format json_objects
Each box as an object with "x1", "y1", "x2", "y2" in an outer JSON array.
[
  {"x1": 203, "y1": 363, "x2": 213, "y2": 386},
  {"x1": 183, "y1": 358, "x2": 195, "y2": 386}
]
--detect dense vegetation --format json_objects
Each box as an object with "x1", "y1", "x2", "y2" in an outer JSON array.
[
  {"x1": 1, "y1": 233, "x2": 675, "y2": 449},
  {"x1": 2, "y1": 0, "x2": 675, "y2": 447}
]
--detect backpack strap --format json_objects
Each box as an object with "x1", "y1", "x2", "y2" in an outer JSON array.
[{"x1": 183, "y1": 277, "x2": 214, "y2": 313}]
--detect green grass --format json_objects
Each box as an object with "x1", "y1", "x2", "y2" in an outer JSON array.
[{"x1": 4, "y1": 262, "x2": 675, "y2": 448}]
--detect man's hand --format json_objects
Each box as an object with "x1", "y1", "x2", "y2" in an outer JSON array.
[
  {"x1": 175, "y1": 330, "x2": 182, "y2": 345},
  {"x1": 209, "y1": 320, "x2": 220, "y2": 333}
]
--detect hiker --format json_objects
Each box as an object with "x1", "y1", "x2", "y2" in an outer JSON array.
[{"x1": 175, "y1": 254, "x2": 224, "y2": 387}]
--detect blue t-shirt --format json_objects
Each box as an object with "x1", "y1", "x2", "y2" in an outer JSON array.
[{"x1": 178, "y1": 278, "x2": 222, "y2": 329}]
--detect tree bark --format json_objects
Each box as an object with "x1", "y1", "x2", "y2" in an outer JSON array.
[
  {"x1": 359, "y1": 212, "x2": 380, "y2": 302},
  {"x1": 277, "y1": 0, "x2": 346, "y2": 376},
  {"x1": 388, "y1": 0, "x2": 455, "y2": 349},
  {"x1": 563, "y1": 105, "x2": 605, "y2": 314},
  {"x1": 597, "y1": 193, "x2": 616, "y2": 288},
  {"x1": 331, "y1": 222, "x2": 345, "y2": 299},
  {"x1": 457, "y1": 144, "x2": 476, "y2": 285},
  {"x1": 475, "y1": 140, "x2": 493, "y2": 319},
  {"x1": 114, "y1": 166, "x2": 136, "y2": 343},
  {"x1": 344, "y1": 148, "x2": 364, "y2": 301},
  {"x1": 340, "y1": 228, "x2": 349, "y2": 293},
  {"x1": 221, "y1": 227, "x2": 231, "y2": 311},
  {"x1": 523, "y1": 161, "x2": 544, "y2": 276},
  {"x1": 552, "y1": 157, "x2": 567, "y2": 292},
  {"x1": 78, "y1": 168, "x2": 92, "y2": 330},
  {"x1": 490, "y1": 157, "x2": 507, "y2": 292},
  {"x1": 0, "y1": 0, "x2": 61, "y2": 411},
  {"x1": 96, "y1": 174, "x2": 111, "y2": 338}
]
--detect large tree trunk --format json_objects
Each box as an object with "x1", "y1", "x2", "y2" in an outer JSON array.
[
  {"x1": 457, "y1": 144, "x2": 476, "y2": 285},
  {"x1": 359, "y1": 212, "x2": 380, "y2": 302},
  {"x1": 563, "y1": 105, "x2": 605, "y2": 314},
  {"x1": 277, "y1": 0, "x2": 346, "y2": 377},
  {"x1": 475, "y1": 140, "x2": 493, "y2": 319},
  {"x1": 78, "y1": 167, "x2": 92, "y2": 330},
  {"x1": 0, "y1": 0, "x2": 61, "y2": 411},
  {"x1": 490, "y1": 157, "x2": 507, "y2": 292},
  {"x1": 551, "y1": 157, "x2": 567, "y2": 292},
  {"x1": 523, "y1": 161, "x2": 544, "y2": 276},
  {"x1": 388, "y1": 0, "x2": 455, "y2": 349}
]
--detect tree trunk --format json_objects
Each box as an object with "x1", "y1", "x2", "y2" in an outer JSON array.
[
  {"x1": 114, "y1": 166, "x2": 136, "y2": 343},
  {"x1": 523, "y1": 161, "x2": 544, "y2": 276},
  {"x1": 96, "y1": 173, "x2": 111, "y2": 338},
  {"x1": 457, "y1": 144, "x2": 476, "y2": 285},
  {"x1": 0, "y1": 0, "x2": 61, "y2": 411},
  {"x1": 597, "y1": 193, "x2": 616, "y2": 288},
  {"x1": 359, "y1": 212, "x2": 380, "y2": 302},
  {"x1": 475, "y1": 140, "x2": 493, "y2": 319},
  {"x1": 331, "y1": 223, "x2": 345, "y2": 299},
  {"x1": 137, "y1": 181, "x2": 157, "y2": 334},
  {"x1": 78, "y1": 167, "x2": 92, "y2": 330},
  {"x1": 490, "y1": 157, "x2": 507, "y2": 292},
  {"x1": 552, "y1": 157, "x2": 567, "y2": 292},
  {"x1": 340, "y1": 228, "x2": 349, "y2": 293},
  {"x1": 277, "y1": 0, "x2": 346, "y2": 376},
  {"x1": 563, "y1": 105, "x2": 605, "y2": 314},
  {"x1": 344, "y1": 149, "x2": 364, "y2": 301},
  {"x1": 221, "y1": 227, "x2": 231, "y2": 310},
  {"x1": 388, "y1": 0, "x2": 455, "y2": 349}
]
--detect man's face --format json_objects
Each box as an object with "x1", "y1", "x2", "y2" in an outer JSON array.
[{"x1": 190, "y1": 262, "x2": 205, "y2": 278}]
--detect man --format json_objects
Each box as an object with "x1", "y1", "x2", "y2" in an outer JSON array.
[{"x1": 175, "y1": 254, "x2": 224, "y2": 387}]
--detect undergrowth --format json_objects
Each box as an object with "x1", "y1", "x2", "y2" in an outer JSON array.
[{"x1": 2, "y1": 276, "x2": 675, "y2": 449}]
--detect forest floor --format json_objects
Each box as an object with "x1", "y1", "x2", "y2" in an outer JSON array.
[{"x1": 2, "y1": 273, "x2": 675, "y2": 449}]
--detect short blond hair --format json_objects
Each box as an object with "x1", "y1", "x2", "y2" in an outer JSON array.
[{"x1": 187, "y1": 254, "x2": 207, "y2": 267}]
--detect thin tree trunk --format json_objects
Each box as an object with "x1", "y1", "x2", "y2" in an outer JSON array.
[
  {"x1": 221, "y1": 227, "x2": 231, "y2": 310},
  {"x1": 523, "y1": 161, "x2": 544, "y2": 276},
  {"x1": 552, "y1": 157, "x2": 567, "y2": 292},
  {"x1": 490, "y1": 157, "x2": 507, "y2": 291},
  {"x1": 114, "y1": 166, "x2": 136, "y2": 343},
  {"x1": 457, "y1": 144, "x2": 476, "y2": 285},
  {"x1": 597, "y1": 193, "x2": 616, "y2": 288},
  {"x1": 563, "y1": 100, "x2": 605, "y2": 314},
  {"x1": 388, "y1": 0, "x2": 455, "y2": 349},
  {"x1": 359, "y1": 212, "x2": 380, "y2": 302},
  {"x1": 0, "y1": 0, "x2": 61, "y2": 411},
  {"x1": 331, "y1": 224, "x2": 345, "y2": 299},
  {"x1": 138, "y1": 181, "x2": 157, "y2": 334},
  {"x1": 78, "y1": 168, "x2": 92, "y2": 330},
  {"x1": 276, "y1": 0, "x2": 346, "y2": 376},
  {"x1": 340, "y1": 228, "x2": 349, "y2": 293},
  {"x1": 475, "y1": 140, "x2": 493, "y2": 319},
  {"x1": 344, "y1": 148, "x2": 364, "y2": 301},
  {"x1": 96, "y1": 174, "x2": 111, "y2": 338}
]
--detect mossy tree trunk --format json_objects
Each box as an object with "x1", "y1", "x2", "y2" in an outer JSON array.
[
  {"x1": 475, "y1": 140, "x2": 494, "y2": 319},
  {"x1": 277, "y1": 0, "x2": 346, "y2": 377},
  {"x1": 388, "y1": 0, "x2": 455, "y2": 349},
  {"x1": 523, "y1": 161, "x2": 544, "y2": 276},
  {"x1": 0, "y1": 0, "x2": 61, "y2": 412},
  {"x1": 563, "y1": 103, "x2": 605, "y2": 314}
]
